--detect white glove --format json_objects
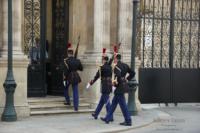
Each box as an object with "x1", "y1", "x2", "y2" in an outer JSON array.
[
  {"x1": 86, "y1": 82, "x2": 91, "y2": 90},
  {"x1": 112, "y1": 86, "x2": 116, "y2": 92},
  {"x1": 63, "y1": 81, "x2": 66, "y2": 87}
]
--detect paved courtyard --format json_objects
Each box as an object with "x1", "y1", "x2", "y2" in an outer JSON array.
[
  {"x1": 0, "y1": 104, "x2": 199, "y2": 133},
  {"x1": 124, "y1": 103, "x2": 200, "y2": 133},
  {"x1": 0, "y1": 108, "x2": 166, "y2": 133}
]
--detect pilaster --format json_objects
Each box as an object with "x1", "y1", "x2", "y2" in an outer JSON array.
[
  {"x1": 0, "y1": 0, "x2": 30, "y2": 117},
  {"x1": 80, "y1": 0, "x2": 111, "y2": 106},
  {"x1": 94, "y1": 0, "x2": 111, "y2": 50},
  {"x1": 118, "y1": 0, "x2": 133, "y2": 62},
  {"x1": 0, "y1": 0, "x2": 3, "y2": 52}
]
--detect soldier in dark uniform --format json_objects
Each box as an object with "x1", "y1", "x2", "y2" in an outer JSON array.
[
  {"x1": 101, "y1": 53, "x2": 135, "y2": 126},
  {"x1": 63, "y1": 48, "x2": 83, "y2": 111},
  {"x1": 89, "y1": 56, "x2": 113, "y2": 120}
]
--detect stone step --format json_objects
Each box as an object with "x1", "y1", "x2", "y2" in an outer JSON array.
[
  {"x1": 30, "y1": 109, "x2": 94, "y2": 116},
  {"x1": 28, "y1": 97, "x2": 88, "y2": 105},
  {"x1": 28, "y1": 96, "x2": 93, "y2": 116},
  {"x1": 30, "y1": 103, "x2": 91, "y2": 111},
  {"x1": 30, "y1": 103, "x2": 91, "y2": 109}
]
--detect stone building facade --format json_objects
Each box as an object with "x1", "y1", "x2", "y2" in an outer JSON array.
[{"x1": 0, "y1": 0, "x2": 141, "y2": 117}]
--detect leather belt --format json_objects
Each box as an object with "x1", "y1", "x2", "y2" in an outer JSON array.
[{"x1": 101, "y1": 77, "x2": 112, "y2": 80}]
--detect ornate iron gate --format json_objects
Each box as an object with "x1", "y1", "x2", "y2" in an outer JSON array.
[
  {"x1": 25, "y1": 0, "x2": 47, "y2": 97},
  {"x1": 138, "y1": 0, "x2": 200, "y2": 103},
  {"x1": 24, "y1": 0, "x2": 40, "y2": 54}
]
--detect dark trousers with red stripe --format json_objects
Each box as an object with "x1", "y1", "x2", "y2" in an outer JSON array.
[
  {"x1": 105, "y1": 94, "x2": 131, "y2": 123},
  {"x1": 94, "y1": 94, "x2": 113, "y2": 119},
  {"x1": 64, "y1": 81, "x2": 79, "y2": 111}
]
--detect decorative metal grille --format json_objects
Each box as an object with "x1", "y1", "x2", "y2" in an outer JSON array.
[
  {"x1": 139, "y1": 0, "x2": 200, "y2": 68},
  {"x1": 24, "y1": 0, "x2": 40, "y2": 54},
  {"x1": 52, "y1": 0, "x2": 67, "y2": 64}
]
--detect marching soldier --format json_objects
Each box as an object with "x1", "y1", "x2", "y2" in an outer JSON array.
[
  {"x1": 101, "y1": 53, "x2": 135, "y2": 126},
  {"x1": 63, "y1": 43, "x2": 83, "y2": 111},
  {"x1": 88, "y1": 53, "x2": 113, "y2": 120}
]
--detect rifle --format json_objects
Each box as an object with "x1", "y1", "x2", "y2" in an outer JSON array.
[{"x1": 74, "y1": 35, "x2": 81, "y2": 58}]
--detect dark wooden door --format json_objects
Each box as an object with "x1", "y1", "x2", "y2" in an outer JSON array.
[
  {"x1": 48, "y1": 0, "x2": 69, "y2": 95},
  {"x1": 27, "y1": 0, "x2": 47, "y2": 97}
]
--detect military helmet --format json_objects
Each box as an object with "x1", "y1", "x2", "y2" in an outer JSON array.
[{"x1": 67, "y1": 43, "x2": 73, "y2": 55}]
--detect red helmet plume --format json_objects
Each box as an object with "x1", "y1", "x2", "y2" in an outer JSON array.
[
  {"x1": 102, "y1": 48, "x2": 106, "y2": 54},
  {"x1": 113, "y1": 45, "x2": 118, "y2": 53},
  {"x1": 67, "y1": 43, "x2": 72, "y2": 49}
]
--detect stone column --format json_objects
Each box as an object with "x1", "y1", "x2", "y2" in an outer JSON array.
[
  {"x1": 94, "y1": 0, "x2": 110, "y2": 50},
  {"x1": 80, "y1": 0, "x2": 111, "y2": 107},
  {"x1": 110, "y1": 0, "x2": 118, "y2": 45},
  {"x1": 118, "y1": 0, "x2": 132, "y2": 62},
  {"x1": 1, "y1": 0, "x2": 26, "y2": 58},
  {"x1": 1, "y1": 0, "x2": 8, "y2": 55},
  {"x1": 82, "y1": 0, "x2": 111, "y2": 61},
  {"x1": 0, "y1": 0, "x2": 30, "y2": 117},
  {"x1": 0, "y1": 0, "x2": 3, "y2": 51}
]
